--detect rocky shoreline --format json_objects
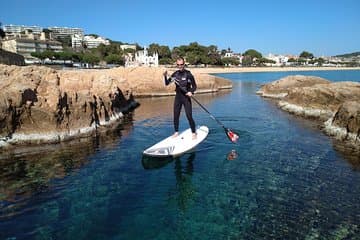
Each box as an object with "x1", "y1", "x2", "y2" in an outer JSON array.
[
  {"x1": 1, "y1": 64, "x2": 359, "y2": 150},
  {"x1": 256, "y1": 75, "x2": 360, "y2": 148},
  {"x1": 0, "y1": 64, "x2": 232, "y2": 149}
]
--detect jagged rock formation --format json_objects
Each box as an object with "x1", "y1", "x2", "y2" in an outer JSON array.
[
  {"x1": 0, "y1": 64, "x2": 232, "y2": 148},
  {"x1": 257, "y1": 75, "x2": 360, "y2": 146},
  {"x1": 0, "y1": 65, "x2": 134, "y2": 147}
]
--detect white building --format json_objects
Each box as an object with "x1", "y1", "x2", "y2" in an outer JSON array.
[
  {"x1": 266, "y1": 53, "x2": 289, "y2": 66},
  {"x1": 222, "y1": 48, "x2": 243, "y2": 64},
  {"x1": 83, "y1": 35, "x2": 110, "y2": 48},
  {"x1": 3, "y1": 25, "x2": 84, "y2": 40},
  {"x1": 4, "y1": 24, "x2": 43, "y2": 36},
  {"x1": 48, "y1": 26, "x2": 84, "y2": 39},
  {"x1": 224, "y1": 50, "x2": 234, "y2": 58},
  {"x1": 71, "y1": 35, "x2": 110, "y2": 49},
  {"x1": 120, "y1": 44, "x2": 137, "y2": 51},
  {"x1": 3, "y1": 25, "x2": 44, "y2": 40},
  {"x1": 71, "y1": 34, "x2": 83, "y2": 49},
  {"x1": 2, "y1": 38, "x2": 63, "y2": 60},
  {"x1": 126, "y1": 47, "x2": 158, "y2": 67}
]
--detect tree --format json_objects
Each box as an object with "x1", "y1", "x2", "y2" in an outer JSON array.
[
  {"x1": 206, "y1": 45, "x2": 222, "y2": 65},
  {"x1": 243, "y1": 49, "x2": 262, "y2": 59},
  {"x1": 148, "y1": 43, "x2": 172, "y2": 64},
  {"x1": 135, "y1": 43, "x2": 143, "y2": 51},
  {"x1": 31, "y1": 52, "x2": 44, "y2": 62},
  {"x1": 241, "y1": 55, "x2": 251, "y2": 66},
  {"x1": 297, "y1": 58, "x2": 307, "y2": 65},
  {"x1": 87, "y1": 33, "x2": 99, "y2": 38},
  {"x1": 56, "y1": 36, "x2": 72, "y2": 47},
  {"x1": 105, "y1": 54, "x2": 124, "y2": 65},
  {"x1": 159, "y1": 57, "x2": 172, "y2": 65},
  {"x1": 299, "y1": 51, "x2": 314, "y2": 59},
  {"x1": 148, "y1": 43, "x2": 161, "y2": 56},
  {"x1": 57, "y1": 51, "x2": 73, "y2": 63},
  {"x1": 171, "y1": 47, "x2": 184, "y2": 60},
  {"x1": 0, "y1": 22, "x2": 5, "y2": 39},
  {"x1": 256, "y1": 57, "x2": 274, "y2": 66},
  {"x1": 222, "y1": 57, "x2": 240, "y2": 66},
  {"x1": 242, "y1": 49, "x2": 262, "y2": 66},
  {"x1": 82, "y1": 52, "x2": 100, "y2": 65},
  {"x1": 288, "y1": 58, "x2": 297, "y2": 62},
  {"x1": 159, "y1": 46, "x2": 171, "y2": 59}
]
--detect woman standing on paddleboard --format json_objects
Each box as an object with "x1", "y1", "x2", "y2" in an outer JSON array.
[{"x1": 163, "y1": 57, "x2": 197, "y2": 139}]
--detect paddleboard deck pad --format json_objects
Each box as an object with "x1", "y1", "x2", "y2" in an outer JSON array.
[{"x1": 143, "y1": 126, "x2": 209, "y2": 157}]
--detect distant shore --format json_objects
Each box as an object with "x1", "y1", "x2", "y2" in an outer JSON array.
[{"x1": 187, "y1": 66, "x2": 360, "y2": 74}]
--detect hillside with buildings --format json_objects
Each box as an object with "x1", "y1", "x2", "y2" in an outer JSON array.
[
  {"x1": 1, "y1": 25, "x2": 360, "y2": 68},
  {"x1": 1, "y1": 23, "x2": 359, "y2": 68}
]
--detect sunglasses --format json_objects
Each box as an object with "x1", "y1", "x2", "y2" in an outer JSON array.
[{"x1": 177, "y1": 63, "x2": 184, "y2": 66}]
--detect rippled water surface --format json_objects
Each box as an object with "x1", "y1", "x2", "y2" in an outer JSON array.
[{"x1": 1, "y1": 70, "x2": 360, "y2": 239}]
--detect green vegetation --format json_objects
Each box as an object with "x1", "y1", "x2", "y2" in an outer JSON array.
[
  {"x1": 335, "y1": 52, "x2": 360, "y2": 58},
  {"x1": 28, "y1": 34, "x2": 360, "y2": 67},
  {"x1": 299, "y1": 51, "x2": 314, "y2": 59}
]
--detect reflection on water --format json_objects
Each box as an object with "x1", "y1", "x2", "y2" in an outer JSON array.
[
  {"x1": 1, "y1": 71, "x2": 360, "y2": 239},
  {"x1": 143, "y1": 153, "x2": 197, "y2": 212},
  {"x1": 0, "y1": 117, "x2": 134, "y2": 216}
]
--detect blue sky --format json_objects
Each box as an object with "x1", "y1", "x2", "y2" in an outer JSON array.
[{"x1": 2, "y1": 0, "x2": 359, "y2": 56}]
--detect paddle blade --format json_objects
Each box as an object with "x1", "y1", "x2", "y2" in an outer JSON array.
[{"x1": 225, "y1": 129, "x2": 239, "y2": 143}]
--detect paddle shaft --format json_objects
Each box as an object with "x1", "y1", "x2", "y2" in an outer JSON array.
[
  {"x1": 171, "y1": 78, "x2": 227, "y2": 130},
  {"x1": 190, "y1": 96, "x2": 227, "y2": 130}
]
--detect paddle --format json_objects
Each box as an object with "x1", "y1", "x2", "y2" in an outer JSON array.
[{"x1": 171, "y1": 77, "x2": 239, "y2": 143}]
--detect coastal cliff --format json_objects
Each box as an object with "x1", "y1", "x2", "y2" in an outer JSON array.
[
  {"x1": 0, "y1": 64, "x2": 231, "y2": 148},
  {"x1": 257, "y1": 75, "x2": 360, "y2": 146}
]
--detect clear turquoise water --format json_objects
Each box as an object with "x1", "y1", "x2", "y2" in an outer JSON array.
[{"x1": 1, "y1": 70, "x2": 360, "y2": 239}]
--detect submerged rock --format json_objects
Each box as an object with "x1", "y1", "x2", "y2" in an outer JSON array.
[{"x1": 257, "y1": 75, "x2": 360, "y2": 146}]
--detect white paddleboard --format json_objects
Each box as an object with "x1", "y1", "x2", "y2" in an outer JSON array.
[{"x1": 143, "y1": 125, "x2": 209, "y2": 157}]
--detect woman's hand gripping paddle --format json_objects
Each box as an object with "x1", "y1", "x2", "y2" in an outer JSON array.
[{"x1": 171, "y1": 77, "x2": 240, "y2": 143}]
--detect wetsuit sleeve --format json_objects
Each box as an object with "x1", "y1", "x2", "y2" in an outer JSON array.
[
  {"x1": 188, "y1": 72, "x2": 197, "y2": 93},
  {"x1": 164, "y1": 72, "x2": 176, "y2": 86}
]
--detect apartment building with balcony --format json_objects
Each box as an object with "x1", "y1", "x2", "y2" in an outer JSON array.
[
  {"x1": 48, "y1": 27, "x2": 84, "y2": 39},
  {"x1": 2, "y1": 38, "x2": 63, "y2": 61},
  {"x1": 3, "y1": 24, "x2": 43, "y2": 39}
]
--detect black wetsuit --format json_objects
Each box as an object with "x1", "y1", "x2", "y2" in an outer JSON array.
[{"x1": 165, "y1": 69, "x2": 197, "y2": 133}]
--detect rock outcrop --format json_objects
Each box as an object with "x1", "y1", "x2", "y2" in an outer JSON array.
[
  {"x1": 257, "y1": 75, "x2": 360, "y2": 146},
  {"x1": 0, "y1": 64, "x2": 232, "y2": 148}
]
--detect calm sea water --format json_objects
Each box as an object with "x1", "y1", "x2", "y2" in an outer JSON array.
[{"x1": 1, "y1": 70, "x2": 360, "y2": 240}]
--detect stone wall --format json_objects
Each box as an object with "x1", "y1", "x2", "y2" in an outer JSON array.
[{"x1": 0, "y1": 49, "x2": 25, "y2": 66}]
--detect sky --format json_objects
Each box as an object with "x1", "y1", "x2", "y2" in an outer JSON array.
[{"x1": 2, "y1": 0, "x2": 359, "y2": 56}]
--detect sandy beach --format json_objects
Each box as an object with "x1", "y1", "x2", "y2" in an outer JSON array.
[{"x1": 187, "y1": 66, "x2": 360, "y2": 74}]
